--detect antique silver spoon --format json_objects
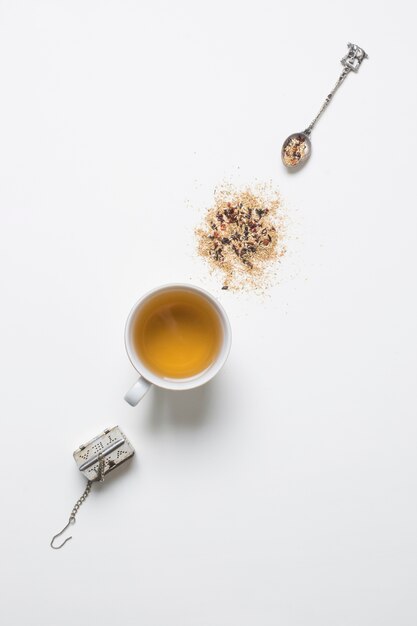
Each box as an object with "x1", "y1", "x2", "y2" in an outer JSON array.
[{"x1": 281, "y1": 43, "x2": 368, "y2": 170}]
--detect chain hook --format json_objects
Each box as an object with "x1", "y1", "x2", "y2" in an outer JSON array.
[
  {"x1": 50, "y1": 456, "x2": 105, "y2": 550},
  {"x1": 50, "y1": 516, "x2": 76, "y2": 549}
]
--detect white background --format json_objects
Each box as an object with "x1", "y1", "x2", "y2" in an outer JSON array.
[{"x1": 1, "y1": 1, "x2": 416, "y2": 625}]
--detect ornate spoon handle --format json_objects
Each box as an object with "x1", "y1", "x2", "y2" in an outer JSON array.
[{"x1": 304, "y1": 65, "x2": 351, "y2": 136}]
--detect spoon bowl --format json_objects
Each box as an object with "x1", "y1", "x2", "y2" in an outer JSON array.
[{"x1": 281, "y1": 132, "x2": 311, "y2": 169}]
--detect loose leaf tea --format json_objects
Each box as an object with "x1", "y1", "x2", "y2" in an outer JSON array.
[{"x1": 196, "y1": 184, "x2": 286, "y2": 291}]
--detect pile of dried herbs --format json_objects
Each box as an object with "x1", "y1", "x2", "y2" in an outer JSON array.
[{"x1": 196, "y1": 184, "x2": 286, "y2": 291}]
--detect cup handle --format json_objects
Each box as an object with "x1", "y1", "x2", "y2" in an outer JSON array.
[{"x1": 124, "y1": 376, "x2": 152, "y2": 406}]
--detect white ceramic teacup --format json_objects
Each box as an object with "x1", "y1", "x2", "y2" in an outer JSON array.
[{"x1": 124, "y1": 283, "x2": 232, "y2": 406}]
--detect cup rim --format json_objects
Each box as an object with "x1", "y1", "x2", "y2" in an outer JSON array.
[{"x1": 124, "y1": 283, "x2": 232, "y2": 390}]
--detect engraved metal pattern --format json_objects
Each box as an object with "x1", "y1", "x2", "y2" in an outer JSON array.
[
  {"x1": 341, "y1": 43, "x2": 368, "y2": 72},
  {"x1": 73, "y1": 426, "x2": 135, "y2": 480}
]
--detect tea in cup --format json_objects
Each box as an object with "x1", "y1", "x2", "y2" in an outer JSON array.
[{"x1": 124, "y1": 284, "x2": 231, "y2": 406}]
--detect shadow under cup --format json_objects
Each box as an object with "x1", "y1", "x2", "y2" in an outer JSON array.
[{"x1": 125, "y1": 284, "x2": 231, "y2": 394}]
